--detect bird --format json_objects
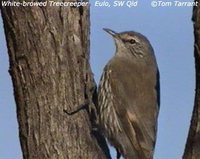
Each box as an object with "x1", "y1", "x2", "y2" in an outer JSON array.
[{"x1": 97, "y1": 28, "x2": 160, "y2": 159}]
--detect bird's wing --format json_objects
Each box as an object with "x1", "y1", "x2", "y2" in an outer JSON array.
[{"x1": 106, "y1": 60, "x2": 159, "y2": 158}]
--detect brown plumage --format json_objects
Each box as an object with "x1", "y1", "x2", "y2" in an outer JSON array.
[{"x1": 98, "y1": 29, "x2": 160, "y2": 159}]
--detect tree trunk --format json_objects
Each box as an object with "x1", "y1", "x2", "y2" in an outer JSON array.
[
  {"x1": 183, "y1": 1, "x2": 200, "y2": 158},
  {"x1": 1, "y1": 1, "x2": 111, "y2": 159}
]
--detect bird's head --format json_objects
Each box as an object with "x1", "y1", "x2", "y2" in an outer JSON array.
[{"x1": 103, "y1": 28, "x2": 154, "y2": 60}]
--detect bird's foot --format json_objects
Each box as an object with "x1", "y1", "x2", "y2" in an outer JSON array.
[{"x1": 63, "y1": 100, "x2": 89, "y2": 115}]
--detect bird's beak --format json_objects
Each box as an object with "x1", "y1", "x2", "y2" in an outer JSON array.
[{"x1": 103, "y1": 28, "x2": 118, "y2": 38}]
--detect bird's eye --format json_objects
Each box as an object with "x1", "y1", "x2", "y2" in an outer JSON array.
[{"x1": 129, "y1": 39, "x2": 136, "y2": 44}]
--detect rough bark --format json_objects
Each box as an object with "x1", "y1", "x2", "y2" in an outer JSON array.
[
  {"x1": 1, "y1": 1, "x2": 110, "y2": 159},
  {"x1": 183, "y1": 1, "x2": 200, "y2": 158}
]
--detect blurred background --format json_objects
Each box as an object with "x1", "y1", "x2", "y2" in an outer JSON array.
[{"x1": 0, "y1": 1, "x2": 195, "y2": 159}]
